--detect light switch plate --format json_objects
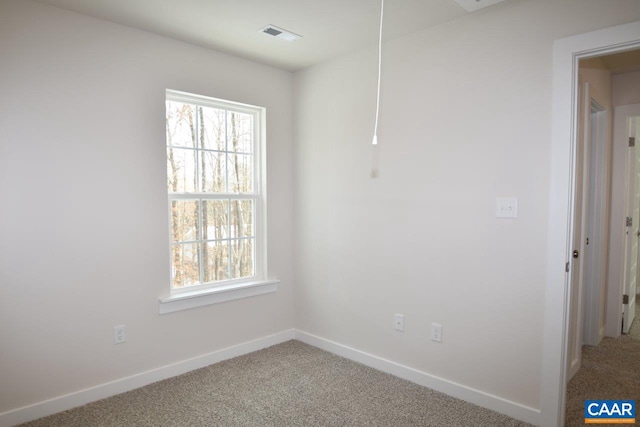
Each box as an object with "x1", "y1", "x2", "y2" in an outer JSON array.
[
  {"x1": 496, "y1": 197, "x2": 518, "y2": 218},
  {"x1": 394, "y1": 313, "x2": 405, "y2": 332}
]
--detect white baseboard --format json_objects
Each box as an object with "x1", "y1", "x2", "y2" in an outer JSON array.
[
  {"x1": 0, "y1": 329, "x2": 295, "y2": 427},
  {"x1": 294, "y1": 330, "x2": 541, "y2": 426},
  {"x1": 2, "y1": 329, "x2": 540, "y2": 427}
]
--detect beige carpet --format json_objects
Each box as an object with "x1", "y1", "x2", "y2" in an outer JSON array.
[
  {"x1": 565, "y1": 300, "x2": 640, "y2": 426},
  {"x1": 20, "y1": 341, "x2": 532, "y2": 427}
]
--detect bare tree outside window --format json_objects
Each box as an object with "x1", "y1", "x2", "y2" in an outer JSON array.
[{"x1": 166, "y1": 94, "x2": 258, "y2": 290}]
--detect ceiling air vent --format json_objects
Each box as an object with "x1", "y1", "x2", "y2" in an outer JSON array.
[
  {"x1": 260, "y1": 25, "x2": 302, "y2": 42},
  {"x1": 453, "y1": 0, "x2": 507, "y2": 12}
]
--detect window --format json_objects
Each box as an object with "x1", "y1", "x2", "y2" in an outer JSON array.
[{"x1": 164, "y1": 90, "x2": 266, "y2": 296}]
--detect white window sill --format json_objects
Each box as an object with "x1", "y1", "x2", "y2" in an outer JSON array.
[{"x1": 158, "y1": 279, "x2": 279, "y2": 314}]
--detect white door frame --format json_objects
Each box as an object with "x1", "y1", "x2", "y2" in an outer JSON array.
[{"x1": 541, "y1": 20, "x2": 640, "y2": 427}]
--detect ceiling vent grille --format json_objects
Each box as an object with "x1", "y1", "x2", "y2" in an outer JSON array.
[
  {"x1": 260, "y1": 25, "x2": 302, "y2": 42},
  {"x1": 453, "y1": 0, "x2": 507, "y2": 12}
]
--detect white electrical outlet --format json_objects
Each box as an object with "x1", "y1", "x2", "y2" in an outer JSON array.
[
  {"x1": 431, "y1": 323, "x2": 442, "y2": 343},
  {"x1": 114, "y1": 324, "x2": 126, "y2": 344},
  {"x1": 394, "y1": 313, "x2": 405, "y2": 332}
]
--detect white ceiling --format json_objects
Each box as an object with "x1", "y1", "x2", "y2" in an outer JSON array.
[{"x1": 34, "y1": 0, "x2": 507, "y2": 71}]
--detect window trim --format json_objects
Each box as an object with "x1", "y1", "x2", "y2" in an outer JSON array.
[
  {"x1": 159, "y1": 89, "x2": 274, "y2": 313},
  {"x1": 158, "y1": 279, "x2": 279, "y2": 314}
]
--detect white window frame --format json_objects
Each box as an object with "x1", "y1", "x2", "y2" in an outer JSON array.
[{"x1": 159, "y1": 89, "x2": 277, "y2": 314}]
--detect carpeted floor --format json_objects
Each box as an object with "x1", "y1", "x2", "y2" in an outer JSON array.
[
  {"x1": 565, "y1": 300, "x2": 640, "y2": 426},
  {"x1": 19, "y1": 340, "x2": 532, "y2": 427}
]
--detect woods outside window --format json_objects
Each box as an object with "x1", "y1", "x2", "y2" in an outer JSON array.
[{"x1": 165, "y1": 90, "x2": 265, "y2": 294}]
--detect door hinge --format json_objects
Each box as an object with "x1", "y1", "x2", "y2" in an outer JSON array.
[
  {"x1": 627, "y1": 217, "x2": 633, "y2": 227},
  {"x1": 630, "y1": 137, "x2": 636, "y2": 147},
  {"x1": 565, "y1": 262, "x2": 570, "y2": 273},
  {"x1": 623, "y1": 294, "x2": 629, "y2": 304}
]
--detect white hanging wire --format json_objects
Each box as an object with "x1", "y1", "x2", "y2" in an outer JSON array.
[
  {"x1": 371, "y1": 0, "x2": 384, "y2": 178},
  {"x1": 372, "y1": 0, "x2": 384, "y2": 146}
]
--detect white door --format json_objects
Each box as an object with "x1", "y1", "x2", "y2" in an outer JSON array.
[
  {"x1": 582, "y1": 97, "x2": 608, "y2": 347},
  {"x1": 623, "y1": 115, "x2": 640, "y2": 334},
  {"x1": 567, "y1": 79, "x2": 590, "y2": 380}
]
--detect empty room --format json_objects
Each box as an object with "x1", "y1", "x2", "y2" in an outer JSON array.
[{"x1": 1, "y1": 1, "x2": 640, "y2": 426}]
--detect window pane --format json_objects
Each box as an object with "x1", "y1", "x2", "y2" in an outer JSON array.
[
  {"x1": 203, "y1": 200, "x2": 229, "y2": 241},
  {"x1": 170, "y1": 200, "x2": 199, "y2": 242},
  {"x1": 227, "y1": 112, "x2": 253, "y2": 153},
  {"x1": 204, "y1": 241, "x2": 229, "y2": 282},
  {"x1": 231, "y1": 239, "x2": 254, "y2": 279},
  {"x1": 166, "y1": 92, "x2": 262, "y2": 291},
  {"x1": 166, "y1": 101, "x2": 196, "y2": 148},
  {"x1": 228, "y1": 153, "x2": 253, "y2": 193},
  {"x1": 230, "y1": 200, "x2": 253, "y2": 238},
  {"x1": 171, "y1": 243, "x2": 200, "y2": 288},
  {"x1": 167, "y1": 148, "x2": 197, "y2": 193},
  {"x1": 201, "y1": 106, "x2": 226, "y2": 151},
  {"x1": 200, "y1": 151, "x2": 226, "y2": 192}
]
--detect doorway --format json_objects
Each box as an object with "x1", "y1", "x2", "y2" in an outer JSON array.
[
  {"x1": 619, "y1": 108, "x2": 640, "y2": 334},
  {"x1": 566, "y1": 52, "x2": 640, "y2": 381},
  {"x1": 542, "y1": 20, "x2": 640, "y2": 427}
]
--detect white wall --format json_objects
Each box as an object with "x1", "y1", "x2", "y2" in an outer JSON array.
[
  {"x1": 613, "y1": 70, "x2": 640, "y2": 106},
  {"x1": 293, "y1": 0, "x2": 640, "y2": 415},
  {"x1": 3, "y1": 0, "x2": 640, "y2": 423},
  {"x1": 0, "y1": 0, "x2": 294, "y2": 415}
]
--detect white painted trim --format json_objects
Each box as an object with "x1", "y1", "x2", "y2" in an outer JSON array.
[
  {"x1": 164, "y1": 88, "x2": 269, "y2": 300},
  {"x1": 294, "y1": 330, "x2": 540, "y2": 426},
  {"x1": 1, "y1": 329, "x2": 540, "y2": 426},
  {"x1": 543, "y1": 20, "x2": 640, "y2": 427},
  {"x1": 158, "y1": 279, "x2": 279, "y2": 314},
  {"x1": 0, "y1": 329, "x2": 295, "y2": 427},
  {"x1": 567, "y1": 358, "x2": 580, "y2": 382}
]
